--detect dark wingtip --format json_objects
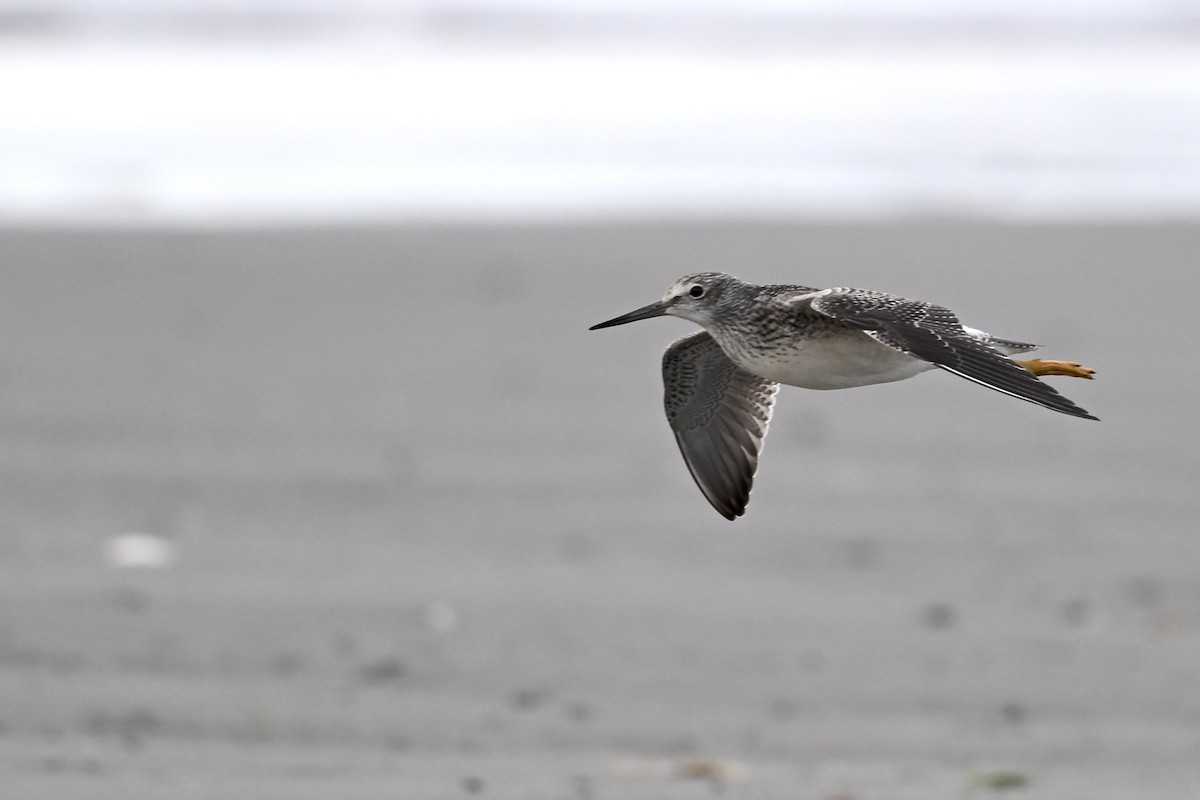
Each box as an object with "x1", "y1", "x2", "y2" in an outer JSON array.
[
  {"x1": 717, "y1": 494, "x2": 749, "y2": 520},
  {"x1": 1049, "y1": 404, "x2": 1098, "y2": 421},
  {"x1": 1054, "y1": 400, "x2": 1099, "y2": 421}
]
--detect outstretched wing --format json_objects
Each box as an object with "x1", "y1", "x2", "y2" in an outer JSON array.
[
  {"x1": 809, "y1": 288, "x2": 1098, "y2": 420},
  {"x1": 662, "y1": 331, "x2": 780, "y2": 519}
]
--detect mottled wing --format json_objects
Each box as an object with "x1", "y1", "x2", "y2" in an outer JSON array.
[
  {"x1": 662, "y1": 331, "x2": 780, "y2": 520},
  {"x1": 810, "y1": 288, "x2": 1097, "y2": 420}
]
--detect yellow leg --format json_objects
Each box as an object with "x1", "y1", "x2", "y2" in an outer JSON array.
[{"x1": 1016, "y1": 358, "x2": 1095, "y2": 379}]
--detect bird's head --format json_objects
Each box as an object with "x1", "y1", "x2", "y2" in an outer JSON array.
[{"x1": 589, "y1": 272, "x2": 741, "y2": 331}]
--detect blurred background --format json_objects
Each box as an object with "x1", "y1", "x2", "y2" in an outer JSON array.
[
  {"x1": 3, "y1": 0, "x2": 1200, "y2": 223},
  {"x1": 1, "y1": 2, "x2": 1199, "y2": 798}
]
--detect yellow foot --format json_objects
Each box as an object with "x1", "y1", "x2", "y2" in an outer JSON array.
[{"x1": 1016, "y1": 358, "x2": 1095, "y2": 379}]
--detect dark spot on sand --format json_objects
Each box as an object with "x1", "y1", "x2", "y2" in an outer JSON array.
[
  {"x1": 559, "y1": 533, "x2": 596, "y2": 564},
  {"x1": 509, "y1": 687, "x2": 550, "y2": 711},
  {"x1": 1060, "y1": 598, "x2": 1090, "y2": 629},
  {"x1": 270, "y1": 650, "x2": 305, "y2": 676},
  {"x1": 40, "y1": 756, "x2": 66, "y2": 774},
  {"x1": 111, "y1": 587, "x2": 149, "y2": 614},
  {"x1": 84, "y1": 708, "x2": 161, "y2": 751},
  {"x1": 573, "y1": 774, "x2": 595, "y2": 800},
  {"x1": 922, "y1": 603, "x2": 957, "y2": 630},
  {"x1": 359, "y1": 656, "x2": 406, "y2": 685},
  {"x1": 768, "y1": 697, "x2": 800, "y2": 721},
  {"x1": 563, "y1": 700, "x2": 592, "y2": 722},
  {"x1": 841, "y1": 536, "x2": 879, "y2": 570},
  {"x1": 1000, "y1": 701, "x2": 1027, "y2": 726},
  {"x1": 971, "y1": 771, "x2": 1030, "y2": 790},
  {"x1": 1126, "y1": 575, "x2": 1162, "y2": 609}
]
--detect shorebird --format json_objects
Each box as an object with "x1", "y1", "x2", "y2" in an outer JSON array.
[{"x1": 590, "y1": 272, "x2": 1097, "y2": 520}]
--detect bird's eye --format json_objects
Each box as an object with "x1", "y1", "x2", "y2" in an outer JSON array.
[{"x1": 689, "y1": 285, "x2": 705, "y2": 298}]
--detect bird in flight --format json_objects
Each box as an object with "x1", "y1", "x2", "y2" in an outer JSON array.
[{"x1": 590, "y1": 272, "x2": 1097, "y2": 520}]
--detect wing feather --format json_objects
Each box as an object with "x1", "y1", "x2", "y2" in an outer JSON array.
[
  {"x1": 662, "y1": 331, "x2": 780, "y2": 519},
  {"x1": 810, "y1": 288, "x2": 1097, "y2": 420}
]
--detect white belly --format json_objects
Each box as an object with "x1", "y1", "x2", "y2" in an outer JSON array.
[{"x1": 727, "y1": 329, "x2": 935, "y2": 390}]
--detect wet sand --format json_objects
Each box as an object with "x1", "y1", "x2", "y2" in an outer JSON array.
[{"x1": 0, "y1": 220, "x2": 1197, "y2": 798}]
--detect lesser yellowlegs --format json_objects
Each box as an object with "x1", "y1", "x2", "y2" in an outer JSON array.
[{"x1": 591, "y1": 272, "x2": 1097, "y2": 520}]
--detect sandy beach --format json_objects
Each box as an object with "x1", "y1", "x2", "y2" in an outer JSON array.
[{"x1": 0, "y1": 220, "x2": 1197, "y2": 799}]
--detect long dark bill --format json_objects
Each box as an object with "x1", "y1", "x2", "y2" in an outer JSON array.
[{"x1": 589, "y1": 301, "x2": 668, "y2": 330}]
